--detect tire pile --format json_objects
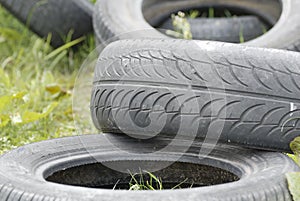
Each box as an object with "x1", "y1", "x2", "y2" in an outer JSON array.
[{"x1": 0, "y1": 0, "x2": 300, "y2": 201}]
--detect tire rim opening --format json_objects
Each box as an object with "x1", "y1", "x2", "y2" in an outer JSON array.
[
  {"x1": 46, "y1": 161, "x2": 239, "y2": 190},
  {"x1": 143, "y1": 0, "x2": 282, "y2": 43}
]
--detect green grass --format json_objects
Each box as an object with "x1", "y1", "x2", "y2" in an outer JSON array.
[
  {"x1": 0, "y1": 5, "x2": 95, "y2": 154},
  {"x1": 126, "y1": 171, "x2": 189, "y2": 191}
]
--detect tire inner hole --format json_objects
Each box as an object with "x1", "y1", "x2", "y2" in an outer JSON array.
[
  {"x1": 146, "y1": 4, "x2": 281, "y2": 43},
  {"x1": 46, "y1": 161, "x2": 239, "y2": 190}
]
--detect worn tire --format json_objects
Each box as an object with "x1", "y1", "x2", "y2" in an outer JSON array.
[
  {"x1": 91, "y1": 39, "x2": 300, "y2": 152},
  {"x1": 160, "y1": 16, "x2": 265, "y2": 43},
  {"x1": 0, "y1": 134, "x2": 298, "y2": 200},
  {"x1": 0, "y1": 0, "x2": 93, "y2": 47},
  {"x1": 93, "y1": 0, "x2": 300, "y2": 51}
]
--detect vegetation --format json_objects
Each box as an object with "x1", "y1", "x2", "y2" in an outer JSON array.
[
  {"x1": 166, "y1": 8, "x2": 268, "y2": 43},
  {"x1": 0, "y1": 5, "x2": 95, "y2": 154},
  {"x1": 287, "y1": 137, "x2": 300, "y2": 201},
  {"x1": 126, "y1": 171, "x2": 189, "y2": 191},
  {"x1": 166, "y1": 11, "x2": 193, "y2": 40}
]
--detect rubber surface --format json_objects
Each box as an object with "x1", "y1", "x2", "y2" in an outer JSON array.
[
  {"x1": 74, "y1": 0, "x2": 94, "y2": 17},
  {"x1": 93, "y1": 0, "x2": 300, "y2": 51},
  {"x1": 91, "y1": 39, "x2": 300, "y2": 152},
  {"x1": 0, "y1": 134, "x2": 298, "y2": 200},
  {"x1": 0, "y1": 0, "x2": 93, "y2": 47},
  {"x1": 159, "y1": 16, "x2": 265, "y2": 43}
]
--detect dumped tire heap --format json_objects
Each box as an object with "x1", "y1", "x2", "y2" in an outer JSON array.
[{"x1": 0, "y1": 0, "x2": 300, "y2": 200}]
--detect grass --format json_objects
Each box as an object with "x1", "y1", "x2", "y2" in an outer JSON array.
[
  {"x1": 0, "y1": 5, "x2": 95, "y2": 154},
  {"x1": 126, "y1": 171, "x2": 189, "y2": 191},
  {"x1": 287, "y1": 136, "x2": 300, "y2": 201}
]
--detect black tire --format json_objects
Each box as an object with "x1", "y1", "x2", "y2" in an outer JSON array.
[
  {"x1": 0, "y1": 134, "x2": 298, "y2": 200},
  {"x1": 0, "y1": 0, "x2": 93, "y2": 47},
  {"x1": 159, "y1": 16, "x2": 265, "y2": 43},
  {"x1": 74, "y1": 0, "x2": 94, "y2": 17},
  {"x1": 93, "y1": 0, "x2": 300, "y2": 51},
  {"x1": 91, "y1": 39, "x2": 300, "y2": 152}
]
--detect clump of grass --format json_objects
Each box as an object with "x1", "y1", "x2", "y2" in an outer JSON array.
[
  {"x1": 287, "y1": 171, "x2": 300, "y2": 201},
  {"x1": 166, "y1": 11, "x2": 193, "y2": 40},
  {"x1": 281, "y1": 116, "x2": 300, "y2": 201},
  {"x1": 0, "y1": 5, "x2": 95, "y2": 154},
  {"x1": 289, "y1": 136, "x2": 300, "y2": 165},
  {"x1": 126, "y1": 171, "x2": 189, "y2": 191},
  {"x1": 286, "y1": 136, "x2": 300, "y2": 201}
]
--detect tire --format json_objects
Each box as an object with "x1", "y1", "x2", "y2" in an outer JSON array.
[
  {"x1": 0, "y1": 134, "x2": 297, "y2": 200},
  {"x1": 93, "y1": 0, "x2": 300, "y2": 51},
  {"x1": 159, "y1": 16, "x2": 265, "y2": 43},
  {"x1": 0, "y1": 0, "x2": 93, "y2": 48},
  {"x1": 74, "y1": 0, "x2": 94, "y2": 17},
  {"x1": 91, "y1": 39, "x2": 300, "y2": 152}
]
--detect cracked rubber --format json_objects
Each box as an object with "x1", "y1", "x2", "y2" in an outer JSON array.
[
  {"x1": 0, "y1": 134, "x2": 298, "y2": 200},
  {"x1": 0, "y1": 0, "x2": 93, "y2": 47},
  {"x1": 93, "y1": 0, "x2": 300, "y2": 51},
  {"x1": 159, "y1": 16, "x2": 265, "y2": 43},
  {"x1": 91, "y1": 39, "x2": 300, "y2": 152}
]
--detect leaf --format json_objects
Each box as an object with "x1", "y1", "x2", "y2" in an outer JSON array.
[
  {"x1": 286, "y1": 172, "x2": 300, "y2": 201},
  {"x1": 20, "y1": 102, "x2": 58, "y2": 124},
  {"x1": 46, "y1": 84, "x2": 62, "y2": 95},
  {"x1": 0, "y1": 27, "x2": 22, "y2": 40},
  {"x1": 45, "y1": 37, "x2": 85, "y2": 60},
  {"x1": 12, "y1": 91, "x2": 27, "y2": 99},
  {"x1": 0, "y1": 114, "x2": 10, "y2": 127},
  {"x1": 287, "y1": 154, "x2": 299, "y2": 165}
]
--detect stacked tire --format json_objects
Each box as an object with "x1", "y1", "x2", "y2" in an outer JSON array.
[{"x1": 0, "y1": 0, "x2": 300, "y2": 201}]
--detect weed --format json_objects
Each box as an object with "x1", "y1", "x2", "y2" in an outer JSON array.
[
  {"x1": 166, "y1": 11, "x2": 193, "y2": 40},
  {"x1": 127, "y1": 171, "x2": 190, "y2": 191}
]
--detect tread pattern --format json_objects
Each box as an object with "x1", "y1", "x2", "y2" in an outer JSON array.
[
  {"x1": 91, "y1": 39, "x2": 300, "y2": 152},
  {"x1": 0, "y1": 184, "x2": 64, "y2": 201},
  {"x1": 94, "y1": 40, "x2": 300, "y2": 99}
]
